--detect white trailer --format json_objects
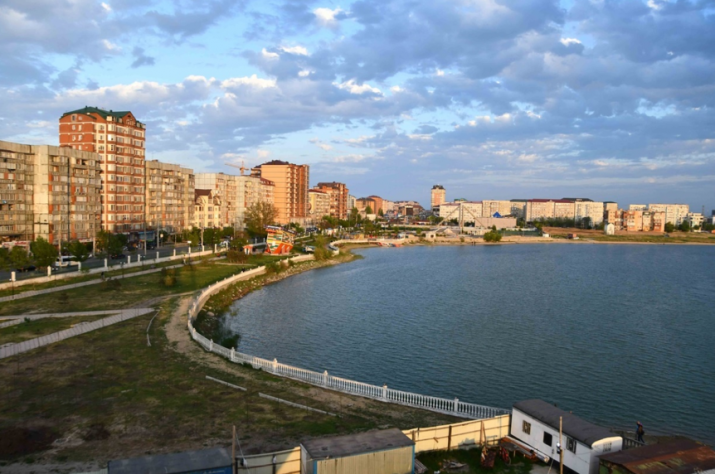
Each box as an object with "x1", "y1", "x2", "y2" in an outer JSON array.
[{"x1": 509, "y1": 399, "x2": 623, "y2": 474}]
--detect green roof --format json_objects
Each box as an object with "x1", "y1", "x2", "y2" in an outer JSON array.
[{"x1": 61, "y1": 106, "x2": 144, "y2": 126}]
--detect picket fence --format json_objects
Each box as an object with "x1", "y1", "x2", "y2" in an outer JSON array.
[
  {"x1": 0, "y1": 308, "x2": 154, "y2": 359},
  {"x1": 187, "y1": 255, "x2": 510, "y2": 420}
]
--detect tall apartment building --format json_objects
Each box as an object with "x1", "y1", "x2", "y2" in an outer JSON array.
[
  {"x1": 431, "y1": 185, "x2": 446, "y2": 211},
  {"x1": 315, "y1": 182, "x2": 349, "y2": 219},
  {"x1": 194, "y1": 189, "x2": 221, "y2": 229},
  {"x1": 145, "y1": 160, "x2": 195, "y2": 235},
  {"x1": 59, "y1": 107, "x2": 146, "y2": 233},
  {"x1": 0, "y1": 140, "x2": 101, "y2": 245},
  {"x1": 308, "y1": 189, "x2": 330, "y2": 219},
  {"x1": 251, "y1": 161, "x2": 309, "y2": 224},
  {"x1": 439, "y1": 201, "x2": 483, "y2": 221},
  {"x1": 235, "y1": 175, "x2": 275, "y2": 229},
  {"x1": 648, "y1": 204, "x2": 689, "y2": 226},
  {"x1": 195, "y1": 173, "x2": 238, "y2": 228},
  {"x1": 574, "y1": 200, "x2": 605, "y2": 226},
  {"x1": 347, "y1": 194, "x2": 356, "y2": 211},
  {"x1": 510, "y1": 200, "x2": 527, "y2": 218},
  {"x1": 482, "y1": 200, "x2": 519, "y2": 217}
]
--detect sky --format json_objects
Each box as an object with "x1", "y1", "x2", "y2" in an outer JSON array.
[{"x1": 1, "y1": 0, "x2": 714, "y2": 211}]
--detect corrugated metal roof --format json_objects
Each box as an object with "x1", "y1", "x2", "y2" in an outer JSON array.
[
  {"x1": 302, "y1": 428, "x2": 414, "y2": 460},
  {"x1": 600, "y1": 440, "x2": 715, "y2": 474},
  {"x1": 108, "y1": 447, "x2": 231, "y2": 474},
  {"x1": 513, "y1": 399, "x2": 617, "y2": 447}
]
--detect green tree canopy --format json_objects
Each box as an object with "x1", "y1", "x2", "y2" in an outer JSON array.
[
  {"x1": 365, "y1": 205, "x2": 373, "y2": 214},
  {"x1": 0, "y1": 247, "x2": 12, "y2": 271},
  {"x1": 664, "y1": 222, "x2": 675, "y2": 233},
  {"x1": 68, "y1": 240, "x2": 91, "y2": 262},
  {"x1": 679, "y1": 220, "x2": 691, "y2": 232},
  {"x1": 483, "y1": 230, "x2": 502, "y2": 242},
  {"x1": 10, "y1": 246, "x2": 31, "y2": 270},
  {"x1": 31, "y1": 237, "x2": 58, "y2": 268},
  {"x1": 245, "y1": 202, "x2": 278, "y2": 236}
]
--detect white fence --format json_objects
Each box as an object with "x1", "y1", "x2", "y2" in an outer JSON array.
[
  {"x1": 186, "y1": 255, "x2": 510, "y2": 420},
  {"x1": 0, "y1": 308, "x2": 154, "y2": 359},
  {"x1": 0, "y1": 247, "x2": 226, "y2": 292}
]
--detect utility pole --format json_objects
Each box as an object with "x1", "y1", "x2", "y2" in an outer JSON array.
[
  {"x1": 559, "y1": 416, "x2": 564, "y2": 474},
  {"x1": 232, "y1": 425, "x2": 237, "y2": 474}
]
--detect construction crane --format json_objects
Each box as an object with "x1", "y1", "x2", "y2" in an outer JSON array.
[
  {"x1": 225, "y1": 160, "x2": 248, "y2": 175},
  {"x1": 439, "y1": 202, "x2": 490, "y2": 235}
]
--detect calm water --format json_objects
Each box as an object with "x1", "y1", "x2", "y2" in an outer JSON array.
[{"x1": 223, "y1": 245, "x2": 715, "y2": 444}]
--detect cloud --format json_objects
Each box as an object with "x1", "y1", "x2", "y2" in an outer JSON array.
[
  {"x1": 131, "y1": 47, "x2": 155, "y2": 68},
  {"x1": 314, "y1": 7, "x2": 343, "y2": 27}
]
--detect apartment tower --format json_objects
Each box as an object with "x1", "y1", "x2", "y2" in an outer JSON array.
[
  {"x1": 145, "y1": 160, "x2": 195, "y2": 236},
  {"x1": 431, "y1": 185, "x2": 446, "y2": 211},
  {"x1": 251, "y1": 161, "x2": 309, "y2": 224},
  {"x1": 59, "y1": 107, "x2": 146, "y2": 233},
  {"x1": 315, "y1": 182, "x2": 349, "y2": 219}
]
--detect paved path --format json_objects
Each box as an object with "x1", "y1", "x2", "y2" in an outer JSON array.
[{"x1": 0, "y1": 308, "x2": 154, "y2": 359}]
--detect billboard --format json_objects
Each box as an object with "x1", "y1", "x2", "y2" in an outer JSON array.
[{"x1": 265, "y1": 226, "x2": 295, "y2": 255}]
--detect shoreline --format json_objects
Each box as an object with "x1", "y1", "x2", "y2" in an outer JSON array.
[{"x1": 339, "y1": 237, "x2": 715, "y2": 248}]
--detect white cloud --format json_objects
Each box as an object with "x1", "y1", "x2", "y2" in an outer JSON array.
[
  {"x1": 257, "y1": 149, "x2": 270, "y2": 159},
  {"x1": 298, "y1": 69, "x2": 311, "y2": 77},
  {"x1": 101, "y1": 2, "x2": 111, "y2": 12},
  {"x1": 314, "y1": 7, "x2": 342, "y2": 27},
  {"x1": 559, "y1": 38, "x2": 582, "y2": 46},
  {"x1": 281, "y1": 45, "x2": 309, "y2": 56},
  {"x1": 261, "y1": 48, "x2": 279, "y2": 59},
  {"x1": 221, "y1": 75, "x2": 277, "y2": 90},
  {"x1": 334, "y1": 79, "x2": 382, "y2": 95},
  {"x1": 102, "y1": 39, "x2": 120, "y2": 51}
]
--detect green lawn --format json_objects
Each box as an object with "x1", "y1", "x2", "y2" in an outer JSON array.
[
  {"x1": 0, "y1": 297, "x2": 459, "y2": 465},
  {"x1": 0, "y1": 314, "x2": 115, "y2": 345}
]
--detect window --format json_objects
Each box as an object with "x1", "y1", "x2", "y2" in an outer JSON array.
[
  {"x1": 543, "y1": 432, "x2": 552, "y2": 446},
  {"x1": 522, "y1": 421, "x2": 531, "y2": 435},
  {"x1": 72, "y1": 115, "x2": 76, "y2": 121},
  {"x1": 567, "y1": 437, "x2": 577, "y2": 453},
  {"x1": 602, "y1": 442, "x2": 612, "y2": 453}
]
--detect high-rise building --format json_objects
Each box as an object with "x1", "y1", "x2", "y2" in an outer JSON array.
[
  {"x1": 315, "y1": 182, "x2": 349, "y2": 219},
  {"x1": 431, "y1": 185, "x2": 446, "y2": 211},
  {"x1": 195, "y1": 173, "x2": 237, "y2": 228},
  {"x1": 194, "y1": 189, "x2": 221, "y2": 229},
  {"x1": 308, "y1": 189, "x2": 330, "y2": 220},
  {"x1": 145, "y1": 160, "x2": 195, "y2": 236},
  {"x1": 647, "y1": 204, "x2": 689, "y2": 226},
  {"x1": 251, "y1": 161, "x2": 309, "y2": 224},
  {"x1": 235, "y1": 175, "x2": 275, "y2": 230},
  {"x1": 59, "y1": 107, "x2": 146, "y2": 232},
  {"x1": 0, "y1": 140, "x2": 101, "y2": 245},
  {"x1": 347, "y1": 194, "x2": 356, "y2": 211}
]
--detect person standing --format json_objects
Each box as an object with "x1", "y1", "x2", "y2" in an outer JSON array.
[{"x1": 636, "y1": 421, "x2": 645, "y2": 443}]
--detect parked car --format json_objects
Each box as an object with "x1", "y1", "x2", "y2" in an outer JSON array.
[
  {"x1": 110, "y1": 253, "x2": 126, "y2": 260},
  {"x1": 15, "y1": 265, "x2": 37, "y2": 272}
]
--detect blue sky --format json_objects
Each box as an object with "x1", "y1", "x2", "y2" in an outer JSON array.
[{"x1": 1, "y1": 0, "x2": 714, "y2": 211}]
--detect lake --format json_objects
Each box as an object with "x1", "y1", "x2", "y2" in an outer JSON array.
[{"x1": 223, "y1": 244, "x2": 715, "y2": 444}]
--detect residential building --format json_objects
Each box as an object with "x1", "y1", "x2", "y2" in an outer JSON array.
[
  {"x1": 251, "y1": 161, "x2": 309, "y2": 224},
  {"x1": 145, "y1": 160, "x2": 195, "y2": 236},
  {"x1": 510, "y1": 199, "x2": 527, "y2": 218},
  {"x1": 395, "y1": 200, "x2": 424, "y2": 217},
  {"x1": 647, "y1": 204, "x2": 689, "y2": 226},
  {"x1": 193, "y1": 189, "x2": 221, "y2": 229},
  {"x1": 431, "y1": 185, "x2": 446, "y2": 211},
  {"x1": 574, "y1": 200, "x2": 605, "y2": 226},
  {"x1": 604, "y1": 202, "x2": 618, "y2": 213},
  {"x1": 0, "y1": 140, "x2": 101, "y2": 245},
  {"x1": 623, "y1": 210, "x2": 644, "y2": 232},
  {"x1": 234, "y1": 175, "x2": 275, "y2": 230},
  {"x1": 685, "y1": 212, "x2": 704, "y2": 229},
  {"x1": 526, "y1": 199, "x2": 579, "y2": 223},
  {"x1": 315, "y1": 182, "x2": 349, "y2": 219},
  {"x1": 604, "y1": 210, "x2": 623, "y2": 230},
  {"x1": 439, "y1": 201, "x2": 483, "y2": 222},
  {"x1": 195, "y1": 173, "x2": 238, "y2": 228},
  {"x1": 483, "y1": 200, "x2": 517, "y2": 217},
  {"x1": 629, "y1": 204, "x2": 647, "y2": 211},
  {"x1": 356, "y1": 196, "x2": 379, "y2": 214},
  {"x1": 59, "y1": 107, "x2": 146, "y2": 232},
  {"x1": 554, "y1": 200, "x2": 576, "y2": 219},
  {"x1": 308, "y1": 189, "x2": 330, "y2": 219},
  {"x1": 347, "y1": 194, "x2": 356, "y2": 210}
]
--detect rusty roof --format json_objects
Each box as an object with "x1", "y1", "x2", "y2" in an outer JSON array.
[{"x1": 600, "y1": 440, "x2": 715, "y2": 474}]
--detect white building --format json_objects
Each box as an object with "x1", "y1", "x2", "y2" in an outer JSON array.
[
  {"x1": 604, "y1": 223, "x2": 615, "y2": 235},
  {"x1": 439, "y1": 201, "x2": 483, "y2": 221},
  {"x1": 685, "y1": 212, "x2": 704, "y2": 229},
  {"x1": 647, "y1": 204, "x2": 689, "y2": 226},
  {"x1": 510, "y1": 399, "x2": 622, "y2": 474},
  {"x1": 575, "y1": 201, "x2": 605, "y2": 226}
]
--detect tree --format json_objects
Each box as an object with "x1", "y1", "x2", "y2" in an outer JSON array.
[
  {"x1": 664, "y1": 222, "x2": 675, "y2": 233},
  {"x1": 245, "y1": 202, "x2": 278, "y2": 237},
  {"x1": 31, "y1": 237, "x2": 58, "y2": 269},
  {"x1": 483, "y1": 230, "x2": 502, "y2": 242},
  {"x1": 10, "y1": 247, "x2": 31, "y2": 270},
  {"x1": 378, "y1": 208, "x2": 384, "y2": 217},
  {"x1": 581, "y1": 216, "x2": 592, "y2": 229},
  {"x1": 0, "y1": 247, "x2": 10, "y2": 271},
  {"x1": 365, "y1": 205, "x2": 373, "y2": 214},
  {"x1": 678, "y1": 220, "x2": 691, "y2": 232},
  {"x1": 289, "y1": 222, "x2": 304, "y2": 234},
  {"x1": 68, "y1": 240, "x2": 91, "y2": 263},
  {"x1": 703, "y1": 223, "x2": 715, "y2": 232}
]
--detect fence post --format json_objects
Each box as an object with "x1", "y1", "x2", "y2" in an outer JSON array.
[
  {"x1": 78, "y1": 262, "x2": 82, "y2": 271},
  {"x1": 104, "y1": 258, "x2": 108, "y2": 270},
  {"x1": 127, "y1": 255, "x2": 131, "y2": 264},
  {"x1": 209, "y1": 340, "x2": 213, "y2": 351},
  {"x1": 47, "y1": 267, "x2": 51, "y2": 277},
  {"x1": 273, "y1": 358, "x2": 278, "y2": 373},
  {"x1": 454, "y1": 397, "x2": 459, "y2": 413},
  {"x1": 231, "y1": 348, "x2": 235, "y2": 362},
  {"x1": 323, "y1": 370, "x2": 328, "y2": 386},
  {"x1": 173, "y1": 249, "x2": 176, "y2": 257},
  {"x1": 383, "y1": 384, "x2": 387, "y2": 400}
]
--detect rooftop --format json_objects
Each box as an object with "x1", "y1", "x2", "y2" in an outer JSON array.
[
  {"x1": 302, "y1": 428, "x2": 414, "y2": 460},
  {"x1": 513, "y1": 399, "x2": 617, "y2": 447},
  {"x1": 61, "y1": 106, "x2": 144, "y2": 126},
  {"x1": 600, "y1": 440, "x2": 715, "y2": 474}
]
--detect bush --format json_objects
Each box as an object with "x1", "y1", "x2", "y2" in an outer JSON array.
[
  {"x1": 227, "y1": 249, "x2": 248, "y2": 264},
  {"x1": 483, "y1": 231, "x2": 502, "y2": 242},
  {"x1": 265, "y1": 262, "x2": 282, "y2": 274},
  {"x1": 161, "y1": 268, "x2": 177, "y2": 287}
]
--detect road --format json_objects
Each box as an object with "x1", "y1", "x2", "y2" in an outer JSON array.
[{"x1": 1, "y1": 243, "x2": 211, "y2": 283}]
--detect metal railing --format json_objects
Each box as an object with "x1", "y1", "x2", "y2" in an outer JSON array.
[{"x1": 187, "y1": 259, "x2": 511, "y2": 420}]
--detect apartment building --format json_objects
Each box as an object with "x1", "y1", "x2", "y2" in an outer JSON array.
[
  {"x1": 145, "y1": 160, "x2": 195, "y2": 235},
  {"x1": 195, "y1": 173, "x2": 237, "y2": 228},
  {"x1": 347, "y1": 195, "x2": 356, "y2": 211},
  {"x1": 193, "y1": 189, "x2": 221, "y2": 229},
  {"x1": 574, "y1": 200, "x2": 605, "y2": 226},
  {"x1": 526, "y1": 199, "x2": 556, "y2": 222},
  {"x1": 308, "y1": 189, "x2": 330, "y2": 219},
  {"x1": 251, "y1": 161, "x2": 309, "y2": 224},
  {"x1": 431, "y1": 185, "x2": 446, "y2": 211},
  {"x1": 235, "y1": 175, "x2": 275, "y2": 229},
  {"x1": 0, "y1": 140, "x2": 101, "y2": 245},
  {"x1": 315, "y1": 182, "x2": 349, "y2": 219},
  {"x1": 685, "y1": 213, "x2": 704, "y2": 229},
  {"x1": 59, "y1": 107, "x2": 146, "y2": 232},
  {"x1": 482, "y1": 200, "x2": 519, "y2": 217},
  {"x1": 439, "y1": 201, "x2": 483, "y2": 221},
  {"x1": 648, "y1": 204, "x2": 690, "y2": 226},
  {"x1": 623, "y1": 210, "x2": 644, "y2": 232}
]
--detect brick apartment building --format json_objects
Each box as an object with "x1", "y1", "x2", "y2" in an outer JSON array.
[
  {"x1": 145, "y1": 160, "x2": 195, "y2": 236},
  {"x1": 251, "y1": 161, "x2": 309, "y2": 225},
  {"x1": 59, "y1": 107, "x2": 146, "y2": 233},
  {"x1": 195, "y1": 173, "x2": 275, "y2": 229},
  {"x1": 431, "y1": 185, "x2": 446, "y2": 211},
  {"x1": 315, "y1": 182, "x2": 349, "y2": 219},
  {"x1": 0, "y1": 140, "x2": 101, "y2": 246},
  {"x1": 308, "y1": 189, "x2": 330, "y2": 220}
]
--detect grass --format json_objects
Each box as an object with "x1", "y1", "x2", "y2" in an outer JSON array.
[
  {"x1": 417, "y1": 448, "x2": 535, "y2": 474},
  {"x1": 0, "y1": 314, "x2": 115, "y2": 345},
  {"x1": 0, "y1": 296, "x2": 459, "y2": 465},
  {"x1": 0, "y1": 259, "x2": 243, "y2": 316}
]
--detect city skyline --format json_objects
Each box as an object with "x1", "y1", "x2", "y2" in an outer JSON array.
[{"x1": 1, "y1": 0, "x2": 714, "y2": 210}]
